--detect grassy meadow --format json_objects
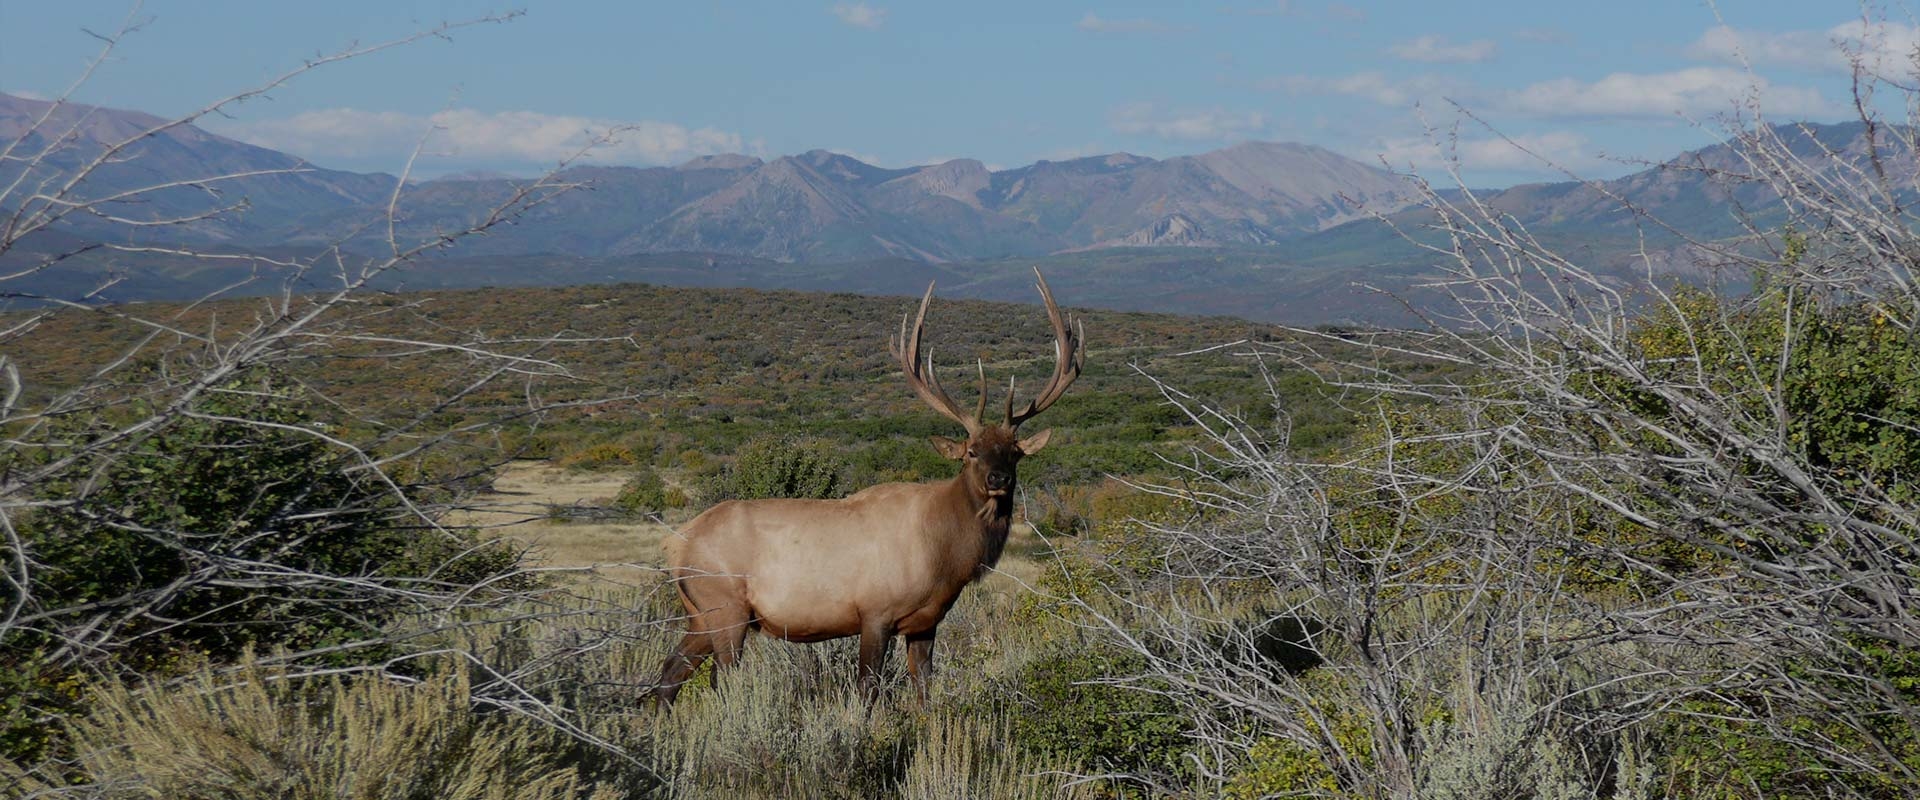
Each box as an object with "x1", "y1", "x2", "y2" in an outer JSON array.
[
  {"x1": 3, "y1": 281, "x2": 1364, "y2": 797},
  {"x1": 7, "y1": 275, "x2": 1918, "y2": 799}
]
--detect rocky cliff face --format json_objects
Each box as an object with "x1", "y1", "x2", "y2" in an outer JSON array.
[{"x1": 1113, "y1": 213, "x2": 1209, "y2": 247}]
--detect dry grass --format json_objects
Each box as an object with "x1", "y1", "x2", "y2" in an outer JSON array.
[
  {"x1": 28, "y1": 660, "x2": 624, "y2": 800},
  {"x1": 7, "y1": 531, "x2": 1112, "y2": 799},
  {"x1": 460, "y1": 460, "x2": 672, "y2": 585},
  {"x1": 900, "y1": 714, "x2": 1101, "y2": 800}
]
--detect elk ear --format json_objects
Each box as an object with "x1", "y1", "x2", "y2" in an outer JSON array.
[
  {"x1": 929, "y1": 435, "x2": 968, "y2": 460},
  {"x1": 1017, "y1": 428, "x2": 1053, "y2": 454}
]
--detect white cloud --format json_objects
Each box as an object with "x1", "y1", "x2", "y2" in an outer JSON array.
[
  {"x1": 220, "y1": 108, "x2": 749, "y2": 169},
  {"x1": 1077, "y1": 13, "x2": 1178, "y2": 34},
  {"x1": 1389, "y1": 35, "x2": 1496, "y2": 64},
  {"x1": 1689, "y1": 21, "x2": 1920, "y2": 74},
  {"x1": 830, "y1": 3, "x2": 887, "y2": 30},
  {"x1": 1374, "y1": 130, "x2": 1600, "y2": 174},
  {"x1": 1110, "y1": 103, "x2": 1265, "y2": 141},
  {"x1": 1260, "y1": 71, "x2": 1462, "y2": 107},
  {"x1": 1267, "y1": 66, "x2": 1827, "y2": 120},
  {"x1": 1500, "y1": 67, "x2": 1831, "y2": 119}
]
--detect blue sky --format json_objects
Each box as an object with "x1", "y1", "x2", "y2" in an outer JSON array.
[{"x1": 2, "y1": 1, "x2": 1909, "y2": 184}]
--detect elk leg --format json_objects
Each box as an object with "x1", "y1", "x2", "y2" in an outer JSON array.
[
  {"x1": 708, "y1": 612, "x2": 752, "y2": 686},
  {"x1": 857, "y1": 619, "x2": 896, "y2": 702},
  {"x1": 654, "y1": 631, "x2": 713, "y2": 707},
  {"x1": 905, "y1": 628, "x2": 937, "y2": 705}
]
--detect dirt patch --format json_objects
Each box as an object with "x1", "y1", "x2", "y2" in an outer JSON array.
[{"x1": 459, "y1": 460, "x2": 668, "y2": 586}]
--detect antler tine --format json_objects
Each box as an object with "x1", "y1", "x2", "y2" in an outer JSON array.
[
  {"x1": 1007, "y1": 267, "x2": 1084, "y2": 428},
  {"x1": 891, "y1": 281, "x2": 981, "y2": 435},
  {"x1": 1005, "y1": 375, "x2": 1015, "y2": 428},
  {"x1": 974, "y1": 359, "x2": 988, "y2": 426}
]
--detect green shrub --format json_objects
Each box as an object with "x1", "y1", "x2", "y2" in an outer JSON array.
[
  {"x1": 1006, "y1": 644, "x2": 1192, "y2": 787},
  {"x1": 1226, "y1": 736, "x2": 1346, "y2": 799},
  {"x1": 611, "y1": 467, "x2": 685, "y2": 516},
  {"x1": 1219, "y1": 672, "x2": 1375, "y2": 798},
  {"x1": 0, "y1": 651, "x2": 88, "y2": 773},
  {"x1": 1661, "y1": 639, "x2": 1920, "y2": 800},
  {"x1": 710, "y1": 436, "x2": 847, "y2": 501},
  {"x1": 557, "y1": 442, "x2": 639, "y2": 470},
  {"x1": 1, "y1": 374, "x2": 524, "y2": 764},
  {"x1": 1019, "y1": 488, "x2": 1192, "y2": 622},
  {"x1": 845, "y1": 435, "x2": 955, "y2": 485},
  {"x1": 1613, "y1": 288, "x2": 1920, "y2": 541},
  {"x1": 16, "y1": 378, "x2": 519, "y2": 663}
]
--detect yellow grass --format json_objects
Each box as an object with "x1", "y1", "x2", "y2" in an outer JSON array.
[{"x1": 459, "y1": 460, "x2": 670, "y2": 586}]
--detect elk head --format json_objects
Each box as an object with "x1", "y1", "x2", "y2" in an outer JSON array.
[{"x1": 890, "y1": 268, "x2": 1083, "y2": 512}]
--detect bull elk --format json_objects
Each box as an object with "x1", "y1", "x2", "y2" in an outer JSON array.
[{"x1": 654, "y1": 268, "x2": 1083, "y2": 705}]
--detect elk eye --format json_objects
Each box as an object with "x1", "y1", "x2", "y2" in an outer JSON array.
[{"x1": 966, "y1": 448, "x2": 977, "y2": 458}]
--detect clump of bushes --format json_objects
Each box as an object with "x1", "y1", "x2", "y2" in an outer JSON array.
[
  {"x1": 1213, "y1": 669, "x2": 1383, "y2": 799},
  {"x1": 557, "y1": 442, "x2": 639, "y2": 470},
  {"x1": 1028, "y1": 479, "x2": 1161, "y2": 538},
  {"x1": 16, "y1": 377, "x2": 522, "y2": 664},
  {"x1": 707, "y1": 435, "x2": 847, "y2": 501},
  {"x1": 1, "y1": 374, "x2": 525, "y2": 765},
  {"x1": 1003, "y1": 643, "x2": 1194, "y2": 788},
  {"x1": 1018, "y1": 487, "x2": 1192, "y2": 622},
  {"x1": 1660, "y1": 638, "x2": 1920, "y2": 800},
  {"x1": 611, "y1": 467, "x2": 688, "y2": 516}
]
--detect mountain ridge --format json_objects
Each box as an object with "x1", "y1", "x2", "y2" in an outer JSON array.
[
  {"x1": 0, "y1": 92, "x2": 1428, "y2": 262},
  {"x1": 2, "y1": 92, "x2": 1898, "y2": 325}
]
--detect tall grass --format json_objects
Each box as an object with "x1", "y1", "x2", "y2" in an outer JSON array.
[
  {"x1": 31, "y1": 659, "x2": 621, "y2": 800},
  {"x1": 900, "y1": 715, "x2": 1101, "y2": 800},
  {"x1": 6, "y1": 574, "x2": 1124, "y2": 798}
]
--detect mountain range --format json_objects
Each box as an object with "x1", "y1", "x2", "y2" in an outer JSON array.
[
  {"x1": 1, "y1": 92, "x2": 1424, "y2": 262},
  {"x1": 0, "y1": 92, "x2": 1883, "y2": 323}
]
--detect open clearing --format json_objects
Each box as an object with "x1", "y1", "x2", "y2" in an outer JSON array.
[{"x1": 459, "y1": 460, "x2": 669, "y2": 585}]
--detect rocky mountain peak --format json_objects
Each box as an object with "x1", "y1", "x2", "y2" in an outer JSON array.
[
  {"x1": 1116, "y1": 213, "x2": 1208, "y2": 247},
  {"x1": 882, "y1": 158, "x2": 990, "y2": 206}
]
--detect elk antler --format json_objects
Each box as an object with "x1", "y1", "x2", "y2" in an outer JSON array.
[
  {"x1": 1006, "y1": 267, "x2": 1083, "y2": 429},
  {"x1": 892, "y1": 281, "x2": 984, "y2": 436}
]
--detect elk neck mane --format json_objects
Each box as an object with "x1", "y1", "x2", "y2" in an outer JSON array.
[
  {"x1": 943, "y1": 472, "x2": 1013, "y2": 581},
  {"x1": 976, "y1": 495, "x2": 1011, "y2": 580}
]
